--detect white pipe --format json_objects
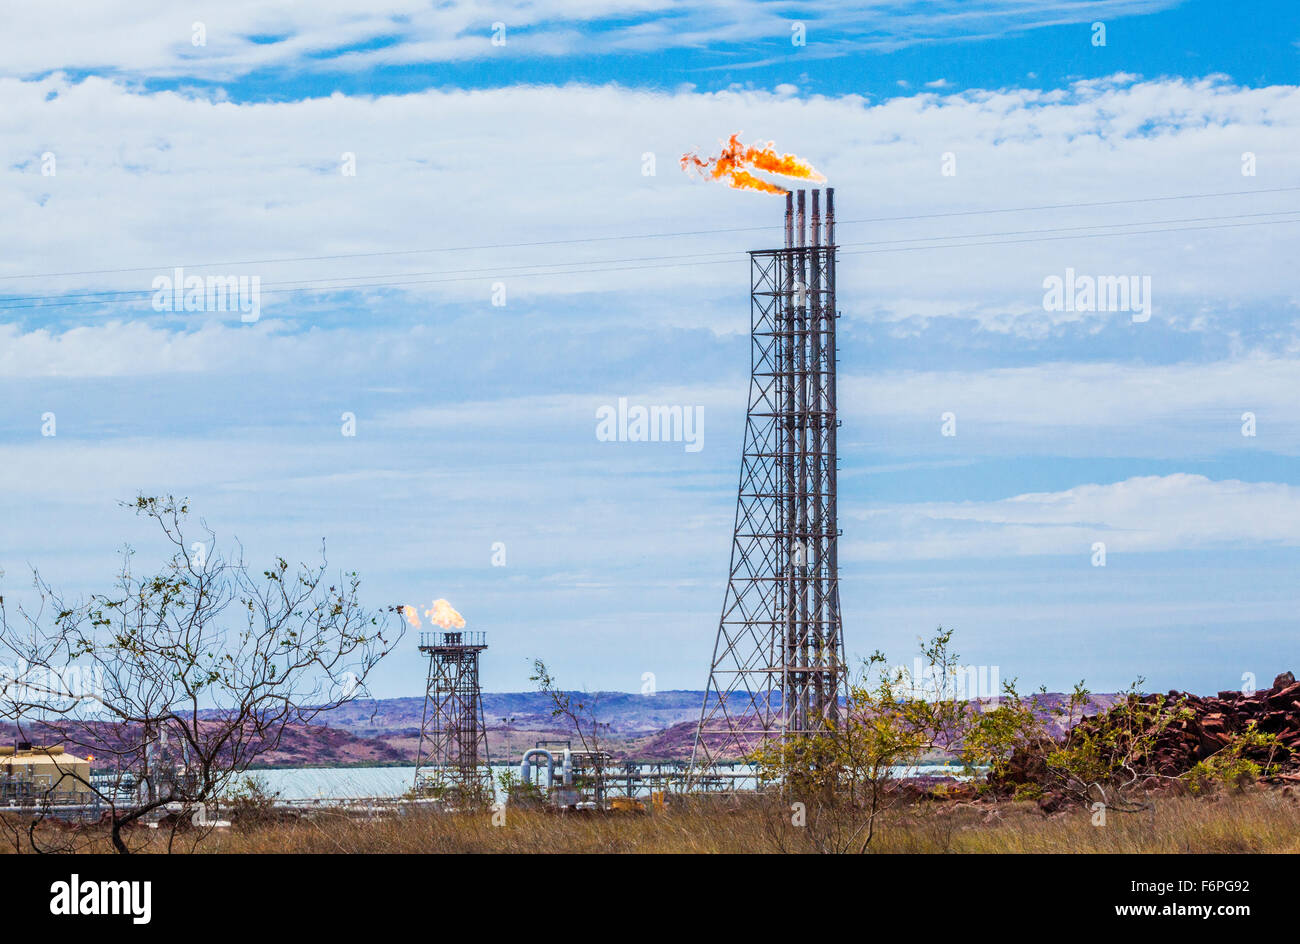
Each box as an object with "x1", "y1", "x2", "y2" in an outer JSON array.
[{"x1": 519, "y1": 749, "x2": 555, "y2": 789}]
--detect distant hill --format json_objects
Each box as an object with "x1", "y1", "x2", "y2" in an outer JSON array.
[
  {"x1": 305, "y1": 690, "x2": 708, "y2": 765},
  {"x1": 11, "y1": 691, "x2": 1125, "y2": 769},
  {"x1": 272, "y1": 689, "x2": 1124, "y2": 767},
  {"x1": 319, "y1": 690, "x2": 705, "y2": 738}
]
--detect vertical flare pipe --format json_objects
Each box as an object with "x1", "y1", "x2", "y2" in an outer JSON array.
[
  {"x1": 809, "y1": 190, "x2": 825, "y2": 719},
  {"x1": 794, "y1": 189, "x2": 809, "y2": 734}
]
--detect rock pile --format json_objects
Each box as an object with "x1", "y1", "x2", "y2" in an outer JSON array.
[
  {"x1": 998, "y1": 671, "x2": 1300, "y2": 792},
  {"x1": 1119, "y1": 671, "x2": 1300, "y2": 779}
]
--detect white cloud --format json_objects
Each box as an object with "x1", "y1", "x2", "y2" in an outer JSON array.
[
  {"x1": 846, "y1": 357, "x2": 1300, "y2": 454},
  {"x1": 1, "y1": 2, "x2": 1181, "y2": 80},
  {"x1": 3, "y1": 63, "x2": 1298, "y2": 693},
  {"x1": 848, "y1": 474, "x2": 1300, "y2": 559},
  {"x1": 0, "y1": 320, "x2": 412, "y2": 378},
  {"x1": 1, "y1": 74, "x2": 1296, "y2": 343},
  {"x1": 4, "y1": 319, "x2": 1299, "y2": 460}
]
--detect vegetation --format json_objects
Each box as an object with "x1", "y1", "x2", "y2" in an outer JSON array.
[
  {"x1": 0, "y1": 496, "x2": 400, "y2": 854},
  {"x1": 747, "y1": 628, "x2": 975, "y2": 853},
  {"x1": 529, "y1": 659, "x2": 611, "y2": 800},
  {"x1": 1188, "y1": 722, "x2": 1283, "y2": 795},
  {"x1": 3, "y1": 596, "x2": 1294, "y2": 853},
  {"x1": 746, "y1": 628, "x2": 1294, "y2": 850},
  {"x1": 223, "y1": 773, "x2": 283, "y2": 827},
  {"x1": 3, "y1": 792, "x2": 1298, "y2": 854}
]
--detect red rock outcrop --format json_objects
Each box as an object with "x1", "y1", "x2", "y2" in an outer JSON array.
[{"x1": 996, "y1": 671, "x2": 1300, "y2": 794}]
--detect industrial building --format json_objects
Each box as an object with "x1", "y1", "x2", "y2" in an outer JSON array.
[{"x1": 0, "y1": 744, "x2": 93, "y2": 802}]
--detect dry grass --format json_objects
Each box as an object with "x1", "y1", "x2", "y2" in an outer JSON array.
[{"x1": 9, "y1": 790, "x2": 1300, "y2": 853}]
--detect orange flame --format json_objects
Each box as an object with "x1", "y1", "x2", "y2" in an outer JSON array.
[
  {"x1": 402, "y1": 599, "x2": 467, "y2": 629},
  {"x1": 428, "y1": 598, "x2": 466, "y2": 629},
  {"x1": 681, "y1": 133, "x2": 826, "y2": 195}
]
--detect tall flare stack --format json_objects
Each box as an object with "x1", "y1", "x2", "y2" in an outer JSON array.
[{"x1": 692, "y1": 188, "x2": 847, "y2": 766}]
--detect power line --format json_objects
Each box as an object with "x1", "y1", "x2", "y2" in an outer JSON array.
[
  {"x1": 844, "y1": 214, "x2": 1300, "y2": 255},
  {"x1": 6, "y1": 206, "x2": 1295, "y2": 307},
  {"x1": 2, "y1": 213, "x2": 1298, "y2": 313},
  {"x1": 845, "y1": 207, "x2": 1300, "y2": 248},
  {"x1": 1, "y1": 185, "x2": 1297, "y2": 283},
  {"x1": 0, "y1": 248, "x2": 743, "y2": 305},
  {"x1": 843, "y1": 185, "x2": 1300, "y2": 224}
]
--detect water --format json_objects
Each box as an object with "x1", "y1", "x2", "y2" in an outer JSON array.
[
  {"x1": 239, "y1": 763, "x2": 970, "y2": 802},
  {"x1": 242, "y1": 766, "x2": 426, "y2": 801}
]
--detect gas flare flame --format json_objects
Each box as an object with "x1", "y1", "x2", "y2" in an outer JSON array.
[
  {"x1": 402, "y1": 598, "x2": 466, "y2": 630},
  {"x1": 680, "y1": 133, "x2": 826, "y2": 195}
]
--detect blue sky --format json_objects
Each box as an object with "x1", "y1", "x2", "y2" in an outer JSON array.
[{"x1": 1, "y1": 0, "x2": 1298, "y2": 699}]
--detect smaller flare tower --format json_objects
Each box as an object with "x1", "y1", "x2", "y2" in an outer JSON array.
[{"x1": 414, "y1": 628, "x2": 493, "y2": 805}]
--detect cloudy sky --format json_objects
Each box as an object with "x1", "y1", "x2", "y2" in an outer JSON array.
[{"x1": 1, "y1": 0, "x2": 1297, "y2": 698}]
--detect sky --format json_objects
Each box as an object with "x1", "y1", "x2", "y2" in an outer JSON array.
[{"x1": 1, "y1": 0, "x2": 1298, "y2": 699}]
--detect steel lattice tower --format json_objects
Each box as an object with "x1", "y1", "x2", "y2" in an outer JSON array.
[
  {"x1": 414, "y1": 630, "x2": 494, "y2": 805},
  {"x1": 692, "y1": 188, "x2": 848, "y2": 767}
]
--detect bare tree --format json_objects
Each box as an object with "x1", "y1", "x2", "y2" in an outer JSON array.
[
  {"x1": 0, "y1": 496, "x2": 401, "y2": 853},
  {"x1": 530, "y1": 660, "x2": 610, "y2": 806}
]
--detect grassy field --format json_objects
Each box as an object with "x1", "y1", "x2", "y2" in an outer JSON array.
[{"x1": 10, "y1": 791, "x2": 1300, "y2": 853}]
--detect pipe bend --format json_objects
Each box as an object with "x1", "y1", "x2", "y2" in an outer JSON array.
[{"x1": 519, "y1": 749, "x2": 556, "y2": 789}]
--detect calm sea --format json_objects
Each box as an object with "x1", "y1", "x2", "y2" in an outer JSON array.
[{"x1": 243, "y1": 764, "x2": 966, "y2": 801}]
